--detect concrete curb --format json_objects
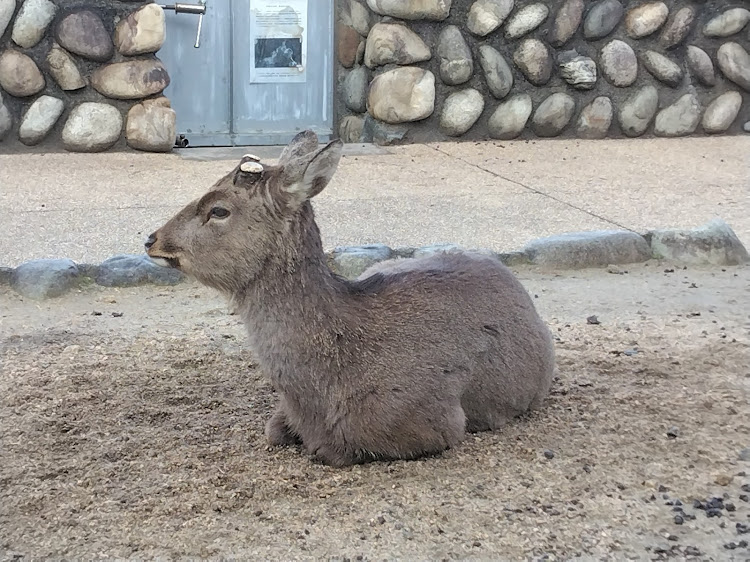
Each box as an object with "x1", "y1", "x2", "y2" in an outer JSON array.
[{"x1": 2, "y1": 220, "x2": 747, "y2": 300}]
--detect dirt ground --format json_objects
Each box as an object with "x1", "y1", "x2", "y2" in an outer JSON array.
[{"x1": 1, "y1": 262, "x2": 749, "y2": 561}]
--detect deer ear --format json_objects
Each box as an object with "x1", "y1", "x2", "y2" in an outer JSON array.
[
  {"x1": 283, "y1": 140, "x2": 343, "y2": 202},
  {"x1": 278, "y1": 130, "x2": 320, "y2": 165}
]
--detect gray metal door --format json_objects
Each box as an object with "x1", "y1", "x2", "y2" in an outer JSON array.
[{"x1": 159, "y1": 0, "x2": 334, "y2": 147}]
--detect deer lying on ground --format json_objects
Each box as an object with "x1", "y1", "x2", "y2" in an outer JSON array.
[{"x1": 146, "y1": 131, "x2": 555, "y2": 467}]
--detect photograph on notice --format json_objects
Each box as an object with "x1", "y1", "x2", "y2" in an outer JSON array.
[{"x1": 254, "y1": 38, "x2": 303, "y2": 68}]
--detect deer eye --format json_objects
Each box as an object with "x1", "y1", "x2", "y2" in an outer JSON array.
[{"x1": 209, "y1": 206, "x2": 230, "y2": 219}]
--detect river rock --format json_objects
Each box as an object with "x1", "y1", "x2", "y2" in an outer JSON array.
[
  {"x1": 18, "y1": 95, "x2": 64, "y2": 146},
  {"x1": 641, "y1": 50, "x2": 682, "y2": 87},
  {"x1": 584, "y1": 0, "x2": 623, "y2": 40},
  {"x1": 366, "y1": 0, "x2": 451, "y2": 21},
  {"x1": 654, "y1": 92, "x2": 700, "y2": 137},
  {"x1": 329, "y1": 245, "x2": 393, "y2": 278},
  {"x1": 46, "y1": 43, "x2": 86, "y2": 90},
  {"x1": 549, "y1": 0, "x2": 584, "y2": 47},
  {"x1": 339, "y1": 115, "x2": 365, "y2": 143},
  {"x1": 702, "y1": 91, "x2": 742, "y2": 134},
  {"x1": 659, "y1": 6, "x2": 694, "y2": 49},
  {"x1": 11, "y1": 0, "x2": 56, "y2": 48},
  {"x1": 600, "y1": 40, "x2": 637, "y2": 87},
  {"x1": 348, "y1": 0, "x2": 372, "y2": 36},
  {"x1": 716, "y1": 42, "x2": 750, "y2": 92},
  {"x1": 367, "y1": 67, "x2": 435, "y2": 124},
  {"x1": 488, "y1": 93, "x2": 532, "y2": 139},
  {"x1": 513, "y1": 38, "x2": 551, "y2": 86},
  {"x1": 686, "y1": 45, "x2": 715, "y2": 86},
  {"x1": 437, "y1": 25, "x2": 473, "y2": 85},
  {"x1": 467, "y1": 0, "x2": 514, "y2": 36},
  {"x1": 440, "y1": 88, "x2": 484, "y2": 136},
  {"x1": 558, "y1": 50, "x2": 596, "y2": 89},
  {"x1": 0, "y1": 50, "x2": 45, "y2": 97},
  {"x1": 532, "y1": 93, "x2": 575, "y2": 137},
  {"x1": 91, "y1": 59, "x2": 170, "y2": 100},
  {"x1": 479, "y1": 45, "x2": 513, "y2": 99},
  {"x1": 57, "y1": 10, "x2": 114, "y2": 62},
  {"x1": 0, "y1": 93, "x2": 11, "y2": 141},
  {"x1": 338, "y1": 23, "x2": 360, "y2": 68},
  {"x1": 576, "y1": 96, "x2": 612, "y2": 139},
  {"x1": 617, "y1": 85, "x2": 658, "y2": 137},
  {"x1": 0, "y1": 0, "x2": 15, "y2": 39},
  {"x1": 505, "y1": 3, "x2": 548, "y2": 39},
  {"x1": 648, "y1": 219, "x2": 749, "y2": 266},
  {"x1": 62, "y1": 103, "x2": 123, "y2": 152},
  {"x1": 624, "y1": 2, "x2": 667, "y2": 38},
  {"x1": 703, "y1": 8, "x2": 750, "y2": 38},
  {"x1": 365, "y1": 23, "x2": 431, "y2": 68},
  {"x1": 744, "y1": 121, "x2": 750, "y2": 133},
  {"x1": 344, "y1": 66, "x2": 369, "y2": 113},
  {"x1": 11, "y1": 259, "x2": 80, "y2": 299},
  {"x1": 361, "y1": 114, "x2": 408, "y2": 145},
  {"x1": 126, "y1": 97, "x2": 176, "y2": 152},
  {"x1": 115, "y1": 3, "x2": 166, "y2": 55},
  {"x1": 97, "y1": 254, "x2": 184, "y2": 287}
]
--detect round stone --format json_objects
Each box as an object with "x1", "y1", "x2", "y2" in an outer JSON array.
[
  {"x1": 702, "y1": 91, "x2": 742, "y2": 134},
  {"x1": 114, "y1": 3, "x2": 166, "y2": 56},
  {"x1": 488, "y1": 93, "x2": 532, "y2": 140},
  {"x1": 659, "y1": 7, "x2": 695, "y2": 49},
  {"x1": 364, "y1": 23, "x2": 431, "y2": 68},
  {"x1": 513, "y1": 38, "x2": 552, "y2": 86},
  {"x1": 344, "y1": 66, "x2": 369, "y2": 113},
  {"x1": 686, "y1": 45, "x2": 716, "y2": 86},
  {"x1": 91, "y1": 60, "x2": 171, "y2": 100},
  {"x1": 466, "y1": 0, "x2": 514, "y2": 36},
  {"x1": 584, "y1": 0, "x2": 623, "y2": 40},
  {"x1": 437, "y1": 25, "x2": 473, "y2": 86},
  {"x1": 62, "y1": 102, "x2": 123, "y2": 152},
  {"x1": 549, "y1": 0, "x2": 584, "y2": 47},
  {"x1": 0, "y1": 0, "x2": 15, "y2": 39},
  {"x1": 337, "y1": 23, "x2": 360, "y2": 68},
  {"x1": 532, "y1": 92, "x2": 575, "y2": 137},
  {"x1": 654, "y1": 92, "x2": 701, "y2": 137},
  {"x1": 624, "y1": 2, "x2": 668, "y2": 38},
  {"x1": 478, "y1": 45, "x2": 513, "y2": 99},
  {"x1": 504, "y1": 3, "x2": 549, "y2": 40},
  {"x1": 47, "y1": 42, "x2": 86, "y2": 90},
  {"x1": 18, "y1": 95, "x2": 65, "y2": 146},
  {"x1": 716, "y1": 42, "x2": 750, "y2": 92},
  {"x1": 600, "y1": 40, "x2": 637, "y2": 87},
  {"x1": 641, "y1": 50, "x2": 683, "y2": 87},
  {"x1": 0, "y1": 92, "x2": 12, "y2": 141},
  {"x1": 703, "y1": 8, "x2": 750, "y2": 38},
  {"x1": 126, "y1": 98, "x2": 177, "y2": 153},
  {"x1": 367, "y1": 67, "x2": 435, "y2": 124},
  {"x1": 0, "y1": 50, "x2": 45, "y2": 97},
  {"x1": 11, "y1": 259, "x2": 79, "y2": 299},
  {"x1": 576, "y1": 96, "x2": 612, "y2": 139},
  {"x1": 339, "y1": 115, "x2": 365, "y2": 143},
  {"x1": 617, "y1": 85, "x2": 658, "y2": 137},
  {"x1": 440, "y1": 88, "x2": 484, "y2": 136},
  {"x1": 348, "y1": 0, "x2": 373, "y2": 36},
  {"x1": 56, "y1": 10, "x2": 114, "y2": 62},
  {"x1": 11, "y1": 0, "x2": 57, "y2": 48}
]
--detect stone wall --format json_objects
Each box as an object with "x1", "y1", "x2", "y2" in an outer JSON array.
[
  {"x1": 0, "y1": 0, "x2": 175, "y2": 152},
  {"x1": 335, "y1": 0, "x2": 750, "y2": 144}
]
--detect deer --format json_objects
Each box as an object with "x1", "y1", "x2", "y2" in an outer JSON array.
[{"x1": 145, "y1": 130, "x2": 556, "y2": 467}]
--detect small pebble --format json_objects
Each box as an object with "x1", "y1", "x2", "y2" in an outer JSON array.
[
  {"x1": 667, "y1": 534, "x2": 678, "y2": 541},
  {"x1": 667, "y1": 426, "x2": 680, "y2": 439},
  {"x1": 543, "y1": 449, "x2": 555, "y2": 459},
  {"x1": 707, "y1": 508, "x2": 722, "y2": 518},
  {"x1": 715, "y1": 474, "x2": 734, "y2": 486},
  {"x1": 674, "y1": 515, "x2": 684, "y2": 525},
  {"x1": 726, "y1": 502, "x2": 736, "y2": 512},
  {"x1": 586, "y1": 315, "x2": 601, "y2": 325},
  {"x1": 737, "y1": 522, "x2": 749, "y2": 534},
  {"x1": 739, "y1": 494, "x2": 749, "y2": 502}
]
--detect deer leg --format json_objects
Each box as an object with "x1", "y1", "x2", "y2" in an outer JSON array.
[{"x1": 265, "y1": 404, "x2": 302, "y2": 446}]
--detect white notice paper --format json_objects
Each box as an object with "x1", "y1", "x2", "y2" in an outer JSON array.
[{"x1": 249, "y1": 0, "x2": 308, "y2": 83}]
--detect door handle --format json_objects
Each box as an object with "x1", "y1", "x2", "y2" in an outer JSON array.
[{"x1": 160, "y1": 1, "x2": 207, "y2": 48}]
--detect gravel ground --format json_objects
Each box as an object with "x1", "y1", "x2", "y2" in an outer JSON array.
[{"x1": 1, "y1": 262, "x2": 749, "y2": 560}]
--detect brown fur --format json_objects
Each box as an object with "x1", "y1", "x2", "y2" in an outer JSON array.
[{"x1": 146, "y1": 131, "x2": 556, "y2": 467}]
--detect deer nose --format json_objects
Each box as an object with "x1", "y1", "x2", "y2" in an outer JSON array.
[{"x1": 145, "y1": 232, "x2": 157, "y2": 250}]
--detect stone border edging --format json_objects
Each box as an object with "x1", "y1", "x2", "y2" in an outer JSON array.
[{"x1": 1, "y1": 219, "x2": 747, "y2": 300}]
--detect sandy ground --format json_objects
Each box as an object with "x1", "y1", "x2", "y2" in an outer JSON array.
[{"x1": 2, "y1": 262, "x2": 749, "y2": 560}]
